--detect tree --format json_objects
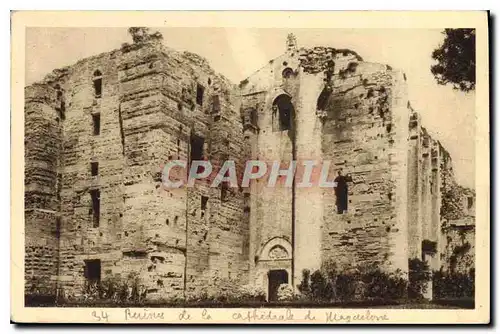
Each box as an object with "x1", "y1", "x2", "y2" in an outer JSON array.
[
  {"x1": 431, "y1": 29, "x2": 475, "y2": 92},
  {"x1": 127, "y1": 27, "x2": 163, "y2": 44}
]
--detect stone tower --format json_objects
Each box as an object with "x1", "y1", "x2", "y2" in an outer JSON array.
[{"x1": 240, "y1": 35, "x2": 412, "y2": 299}]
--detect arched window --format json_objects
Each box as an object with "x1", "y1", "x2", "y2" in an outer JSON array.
[
  {"x1": 93, "y1": 70, "x2": 103, "y2": 98},
  {"x1": 272, "y1": 94, "x2": 294, "y2": 132}
]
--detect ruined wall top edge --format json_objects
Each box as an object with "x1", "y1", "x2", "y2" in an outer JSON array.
[{"x1": 26, "y1": 41, "x2": 236, "y2": 91}]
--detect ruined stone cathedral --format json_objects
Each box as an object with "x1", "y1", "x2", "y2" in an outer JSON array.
[{"x1": 25, "y1": 31, "x2": 475, "y2": 301}]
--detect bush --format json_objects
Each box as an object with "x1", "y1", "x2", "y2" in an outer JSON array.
[
  {"x1": 186, "y1": 277, "x2": 266, "y2": 304},
  {"x1": 362, "y1": 268, "x2": 408, "y2": 301},
  {"x1": 77, "y1": 272, "x2": 147, "y2": 304},
  {"x1": 297, "y1": 269, "x2": 311, "y2": 296},
  {"x1": 433, "y1": 268, "x2": 474, "y2": 299},
  {"x1": 310, "y1": 270, "x2": 328, "y2": 300},
  {"x1": 296, "y1": 265, "x2": 410, "y2": 303},
  {"x1": 408, "y1": 258, "x2": 431, "y2": 299},
  {"x1": 276, "y1": 284, "x2": 294, "y2": 301},
  {"x1": 335, "y1": 273, "x2": 358, "y2": 301}
]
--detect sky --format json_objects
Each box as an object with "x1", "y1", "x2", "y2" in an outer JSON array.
[{"x1": 25, "y1": 27, "x2": 475, "y2": 188}]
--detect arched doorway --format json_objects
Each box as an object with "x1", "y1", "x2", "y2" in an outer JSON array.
[
  {"x1": 268, "y1": 269, "x2": 289, "y2": 301},
  {"x1": 255, "y1": 237, "x2": 292, "y2": 300}
]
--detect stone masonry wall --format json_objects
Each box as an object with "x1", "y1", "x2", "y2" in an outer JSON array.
[
  {"x1": 25, "y1": 34, "x2": 474, "y2": 300},
  {"x1": 405, "y1": 115, "x2": 475, "y2": 274},
  {"x1": 438, "y1": 145, "x2": 475, "y2": 274},
  {"x1": 239, "y1": 51, "x2": 297, "y2": 290},
  {"x1": 25, "y1": 83, "x2": 62, "y2": 292},
  {"x1": 25, "y1": 38, "x2": 249, "y2": 300},
  {"x1": 240, "y1": 45, "x2": 412, "y2": 286},
  {"x1": 312, "y1": 49, "x2": 410, "y2": 273}
]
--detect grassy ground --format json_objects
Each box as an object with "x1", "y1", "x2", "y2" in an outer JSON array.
[{"x1": 25, "y1": 295, "x2": 474, "y2": 309}]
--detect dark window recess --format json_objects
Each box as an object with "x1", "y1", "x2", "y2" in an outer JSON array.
[
  {"x1": 55, "y1": 89, "x2": 66, "y2": 120},
  {"x1": 221, "y1": 182, "x2": 229, "y2": 202},
  {"x1": 94, "y1": 78, "x2": 102, "y2": 97},
  {"x1": 92, "y1": 114, "x2": 101, "y2": 135},
  {"x1": 196, "y1": 84, "x2": 205, "y2": 106},
  {"x1": 55, "y1": 217, "x2": 61, "y2": 238},
  {"x1": 467, "y1": 196, "x2": 474, "y2": 209},
  {"x1": 212, "y1": 95, "x2": 220, "y2": 113},
  {"x1": 214, "y1": 115, "x2": 221, "y2": 122},
  {"x1": 250, "y1": 108, "x2": 258, "y2": 127},
  {"x1": 190, "y1": 135, "x2": 204, "y2": 161},
  {"x1": 272, "y1": 94, "x2": 294, "y2": 131},
  {"x1": 201, "y1": 196, "x2": 209, "y2": 210},
  {"x1": 84, "y1": 259, "x2": 101, "y2": 283},
  {"x1": 317, "y1": 86, "x2": 332, "y2": 111},
  {"x1": 90, "y1": 189, "x2": 100, "y2": 227},
  {"x1": 93, "y1": 70, "x2": 103, "y2": 98},
  {"x1": 334, "y1": 174, "x2": 352, "y2": 214},
  {"x1": 59, "y1": 103, "x2": 66, "y2": 120},
  {"x1": 91, "y1": 162, "x2": 99, "y2": 176}
]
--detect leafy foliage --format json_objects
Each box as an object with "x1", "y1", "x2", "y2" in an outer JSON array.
[
  {"x1": 431, "y1": 29, "x2": 475, "y2": 92},
  {"x1": 185, "y1": 277, "x2": 266, "y2": 304},
  {"x1": 363, "y1": 268, "x2": 408, "y2": 301},
  {"x1": 297, "y1": 265, "x2": 410, "y2": 302},
  {"x1": 79, "y1": 272, "x2": 147, "y2": 304},
  {"x1": 127, "y1": 27, "x2": 163, "y2": 44},
  {"x1": 440, "y1": 183, "x2": 469, "y2": 221},
  {"x1": 408, "y1": 258, "x2": 432, "y2": 299},
  {"x1": 297, "y1": 269, "x2": 312, "y2": 295},
  {"x1": 433, "y1": 268, "x2": 474, "y2": 299},
  {"x1": 276, "y1": 284, "x2": 295, "y2": 301},
  {"x1": 449, "y1": 241, "x2": 473, "y2": 272}
]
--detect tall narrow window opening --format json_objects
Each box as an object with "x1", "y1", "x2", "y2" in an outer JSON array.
[
  {"x1": 196, "y1": 84, "x2": 204, "y2": 106},
  {"x1": 212, "y1": 95, "x2": 220, "y2": 114},
  {"x1": 467, "y1": 196, "x2": 474, "y2": 209},
  {"x1": 201, "y1": 196, "x2": 209, "y2": 210},
  {"x1": 91, "y1": 162, "x2": 99, "y2": 176},
  {"x1": 93, "y1": 70, "x2": 103, "y2": 98},
  {"x1": 250, "y1": 108, "x2": 258, "y2": 127},
  {"x1": 90, "y1": 189, "x2": 100, "y2": 227},
  {"x1": 334, "y1": 171, "x2": 352, "y2": 214},
  {"x1": 221, "y1": 182, "x2": 229, "y2": 202},
  {"x1": 190, "y1": 134, "x2": 204, "y2": 162},
  {"x1": 92, "y1": 114, "x2": 101, "y2": 136},
  {"x1": 55, "y1": 217, "x2": 61, "y2": 238}
]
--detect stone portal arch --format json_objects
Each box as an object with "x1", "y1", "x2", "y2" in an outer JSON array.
[
  {"x1": 268, "y1": 88, "x2": 291, "y2": 104},
  {"x1": 259, "y1": 237, "x2": 292, "y2": 261},
  {"x1": 255, "y1": 237, "x2": 293, "y2": 300}
]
